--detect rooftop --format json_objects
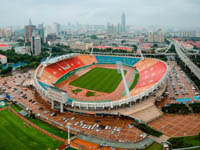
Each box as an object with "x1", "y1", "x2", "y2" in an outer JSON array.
[
  {"x1": 0, "y1": 44, "x2": 9, "y2": 47},
  {"x1": 0, "y1": 54, "x2": 6, "y2": 58}
]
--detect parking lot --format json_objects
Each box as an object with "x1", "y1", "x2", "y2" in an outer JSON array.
[
  {"x1": 158, "y1": 61, "x2": 200, "y2": 106},
  {"x1": 1, "y1": 62, "x2": 199, "y2": 145},
  {"x1": 0, "y1": 71, "x2": 145, "y2": 143}
]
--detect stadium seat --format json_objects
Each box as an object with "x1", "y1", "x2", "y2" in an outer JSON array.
[
  {"x1": 44, "y1": 56, "x2": 90, "y2": 79},
  {"x1": 96, "y1": 56, "x2": 140, "y2": 66},
  {"x1": 129, "y1": 59, "x2": 167, "y2": 97}
]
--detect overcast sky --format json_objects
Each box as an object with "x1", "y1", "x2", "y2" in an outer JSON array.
[{"x1": 0, "y1": 0, "x2": 199, "y2": 28}]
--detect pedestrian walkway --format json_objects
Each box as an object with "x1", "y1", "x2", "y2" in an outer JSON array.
[
  {"x1": 77, "y1": 134, "x2": 154, "y2": 149},
  {"x1": 0, "y1": 107, "x2": 7, "y2": 111},
  {"x1": 149, "y1": 135, "x2": 170, "y2": 144}
]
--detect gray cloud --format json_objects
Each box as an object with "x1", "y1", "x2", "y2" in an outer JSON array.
[{"x1": 0, "y1": 0, "x2": 199, "y2": 28}]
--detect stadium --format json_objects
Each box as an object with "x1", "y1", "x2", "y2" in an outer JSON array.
[{"x1": 33, "y1": 53, "x2": 169, "y2": 121}]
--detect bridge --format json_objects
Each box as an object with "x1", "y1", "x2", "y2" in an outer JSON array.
[{"x1": 173, "y1": 41, "x2": 200, "y2": 80}]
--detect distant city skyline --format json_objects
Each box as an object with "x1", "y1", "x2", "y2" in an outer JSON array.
[{"x1": 0, "y1": 0, "x2": 200, "y2": 28}]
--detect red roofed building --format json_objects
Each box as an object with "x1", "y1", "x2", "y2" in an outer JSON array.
[
  {"x1": 140, "y1": 43, "x2": 151, "y2": 52},
  {"x1": 0, "y1": 54, "x2": 7, "y2": 64},
  {"x1": 194, "y1": 43, "x2": 200, "y2": 48},
  {"x1": 171, "y1": 38, "x2": 179, "y2": 42},
  {"x1": 94, "y1": 46, "x2": 132, "y2": 52},
  {"x1": 0, "y1": 44, "x2": 10, "y2": 51},
  {"x1": 0, "y1": 44, "x2": 9, "y2": 47},
  {"x1": 181, "y1": 42, "x2": 193, "y2": 50},
  {"x1": 113, "y1": 47, "x2": 132, "y2": 52},
  {"x1": 94, "y1": 46, "x2": 111, "y2": 50},
  {"x1": 186, "y1": 41, "x2": 200, "y2": 48}
]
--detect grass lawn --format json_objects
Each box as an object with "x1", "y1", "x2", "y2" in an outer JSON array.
[
  {"x1": 28, "y1": 117, "x2": 72, "y2": 139},
  {"x1": 66, "y1": 147, "x2": 78, "y2": 150},
  {"x1": 0, "y1": 109, "x2": 62, "y2": 150},
  {"x1": 136, "y1": 123, "x2": 163, "y2": 137},
  {"x1": 69, "y1": 67, "x2": 127, "y2": 93},
  {"x1": 11, "y1": 104, "x2": 23, "y2": 112},
  {"x1": 129, "y1": 72, "x2": 139, "y2": 90},
  {"x1": 86, "y1": 91, "x2": 95, "y2": 97},
  {"x1": 144, "y1": 142, "x2": 163, "y2": 150},
  {"x1": 11, "y1": 104, "x2": 72, "y2": 139},
  {"x1": 168, "y1": 135, "x2": 200, "y2": 148},
  {"x1": 72, "y1": 89, "x2": 82, "y2": 94}
]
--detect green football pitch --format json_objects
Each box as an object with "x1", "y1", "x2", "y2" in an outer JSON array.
[
  {"x1": 69, "y1": 67, "x2": 127, "y2": 93},
  {"x1": 0, "y1": 109, "x2": 62, "y2": 150}
]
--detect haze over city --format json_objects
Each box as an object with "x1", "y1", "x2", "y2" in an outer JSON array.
[{"x1": 0, "y1": 0, "x2": 200, "y2": 28}]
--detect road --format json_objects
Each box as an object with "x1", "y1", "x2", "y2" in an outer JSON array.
[{"x1": 173, "y1": 41, "x2": 200, "y2": 80}]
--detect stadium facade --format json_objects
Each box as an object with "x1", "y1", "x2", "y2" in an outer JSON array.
[{"x1": 33, "y1": 54, "x2": 169, "y2": 112}]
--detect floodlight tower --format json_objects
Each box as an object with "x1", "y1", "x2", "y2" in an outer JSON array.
[
  {"x1": 66, "y1": 122, "x2": 71, "y2": 145},
  {"x1": 116, "y1": 61, "x2": 130, "y2": 97},
  {"x1": 138, "y1": 45, "x2": 144, "y2": 60},
  {"x1": 90, "y1": 46, "x2": 94, "y2": 57}
]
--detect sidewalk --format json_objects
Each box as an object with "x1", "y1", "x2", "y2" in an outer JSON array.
[{"x1": 149, "y1": 135, "x2": 170, "y2": 144}]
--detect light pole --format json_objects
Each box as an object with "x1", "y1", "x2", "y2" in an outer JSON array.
[
  {"x1": 67, "y1": 122, "x2": 71, "y2": 145},
  {"x1": 116, "y1": 61, "x2": 130, "y2": 98}
]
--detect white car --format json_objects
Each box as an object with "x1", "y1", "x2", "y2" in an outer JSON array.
[
  {"x1": 96, "y1": 129, "x2": 100, "y2": 132},
  {"x1": 44, "y1": 111, "x2": 49, "y2": 114},
  {"x1": 117, "y1": 128, "x2": 120, "y2": 132},
  {"x1": 74, "y1": 122, "x2": 79, "y2": 126},
  {"x1": 88, "y1": 125, "x2": 91, "y2": 130}
]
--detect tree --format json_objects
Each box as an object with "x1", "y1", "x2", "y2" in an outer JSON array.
[
  {"x1": 153, "y1": 43, "x2": 158, "y2": 48},
  {"x1": 105, "y1": 48, "x2": 112, "y2": 52},
  {"x1": 132, "y1": 45, "x2": 137, "y2": 51},
  {"x1": 1, "y1": 66, "x2": 12, "y2": 74},
  {"x1": 121, "y1": 40, "x2": 126, "y2": 45},
  {"x1": 90, "y1": 35, "x2": 97, "y2": 39}
]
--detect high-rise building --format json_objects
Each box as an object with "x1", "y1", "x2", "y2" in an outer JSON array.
[
  {"x1": 46, "y1": 33, "x2": 56, "y2": 44},
  {"x1": 52, "y1": 23, "x2": 61, "y2": 35},
  {"x1": 31, "y1": 36, "x2": 41, "y2": 56},
  {"x1": 117, "y1": 23, "x2": 122, "y2": 35},
  {"x1": 107, "y1": 24, "x2": 117, "y2": 35},
  {"x1": 179, "y1": 31, "x2": 198, "y2": 38},
  {"x1": 157, "y1": 31, "x2": 165, "y2": 43},
  {"x1": 0, "y1": 28, "x2": 13, "y2": 38},
  {"x1": 38, "y1": 24, "x2": 45, "y2": 43},
  {"x1": 148, "y1": 32, "x2": 154, "y2": 43},
  {"x1": 121, "y1": 13, "x2": 126, "y2": 33},
  {"x1": 24, "y1": 19, "x2": 36, "y2": 42},
  {"x1": 148, "y1": 29, "x2": 165, "y2": 43}
]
